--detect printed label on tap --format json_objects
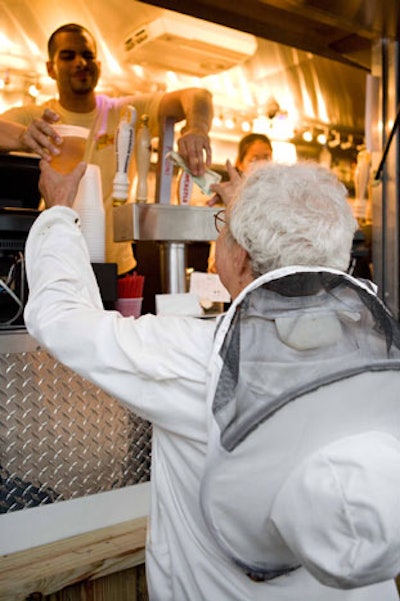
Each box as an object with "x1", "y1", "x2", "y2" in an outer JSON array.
[{"x1": 177, "y1": 170, "x2": 194, "y2": 204}]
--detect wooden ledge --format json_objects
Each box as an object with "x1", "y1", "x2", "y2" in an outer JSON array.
[{"x1": 0, "y1": 516, "x2": 147, "y2": 601}]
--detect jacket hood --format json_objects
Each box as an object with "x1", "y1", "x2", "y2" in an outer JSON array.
[{"x1": 200, "y1": 266, "x2": 400, "y2": 586}]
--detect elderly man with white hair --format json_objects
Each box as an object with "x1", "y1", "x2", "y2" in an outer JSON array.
[{"x1": 24, "y1": 158, "x2": 400, "y2": 601}]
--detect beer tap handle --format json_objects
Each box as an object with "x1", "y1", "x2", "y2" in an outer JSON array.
[
  {"x1": 136, "y1": 114, "x2": 151, "y2": 203},
  {"x1": 113, "y1": 106, "x2": 137, "y2": 205}
]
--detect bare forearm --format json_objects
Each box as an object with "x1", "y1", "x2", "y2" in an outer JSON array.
[
  {"x1": 159, "y1": 87, "x2": 213, "y2": 175},
  {"x1": 0, "y1": 109, "x2": 61, "y2": 158},
  {"x1": 0, "y1": 119, "x2": 27, "y2": 152},
  {"x1": 179, "y1": 88, "x2": 213, "y2": 135},
  {"x1": 159, "y1": 87, "x2": 213, "y2": 133}
]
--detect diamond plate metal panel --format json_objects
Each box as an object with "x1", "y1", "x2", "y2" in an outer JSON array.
[{"x1": 0, "y1": 347, "x2": 152, "y2": 513}]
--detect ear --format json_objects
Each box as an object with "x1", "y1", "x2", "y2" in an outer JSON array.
[
  {"x1": 234, "y1": 243, "x2": 253, "y2": 285},
  {"x1": 46, "y1": 61, "x2": 56, "y2": 80}
]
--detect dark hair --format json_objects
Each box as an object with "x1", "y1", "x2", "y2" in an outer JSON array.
[
  {"x1": 236, "y1": 133, "x2": 273, "y2": 165},
  {"x1": 47, "y1": 23, "x2": 96, "y2": 60}
]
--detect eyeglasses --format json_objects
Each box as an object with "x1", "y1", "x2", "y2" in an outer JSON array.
[{"x1": 214, "y1": 209, "x2": 227, "y2": 233}]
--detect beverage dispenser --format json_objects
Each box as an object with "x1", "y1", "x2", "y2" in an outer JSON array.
[{"x1": 113, "y1": 113, "x2": 219, "y2": 295}]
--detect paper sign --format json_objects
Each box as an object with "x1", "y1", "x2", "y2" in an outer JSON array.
[
  {"x1": 189, "y1": 272, "x2": 231, "y2": 303},
  {"x1": 156, "y1": 293, "x2": 203, "y2": 316}
]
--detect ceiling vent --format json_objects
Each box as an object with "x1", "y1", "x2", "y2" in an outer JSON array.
[{"x1": 123, "y1": 14, "x2": 257, "y2": 77}]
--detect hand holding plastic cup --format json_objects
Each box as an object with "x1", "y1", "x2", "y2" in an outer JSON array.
[{"x1": 51, "y1": 125, "x2": 89, "y2": 174}]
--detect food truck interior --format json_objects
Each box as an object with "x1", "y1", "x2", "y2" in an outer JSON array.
[
  {"x1": 0, "y1": 0, "x2": 394, "y2": 318},
  {"x1": 0, "y1": 0, "x2": 399, "y2": 599}
]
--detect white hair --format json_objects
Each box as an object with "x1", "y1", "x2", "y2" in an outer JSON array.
[{"x1": 229, "y1": 161, "x2": 357, "y2": 275}]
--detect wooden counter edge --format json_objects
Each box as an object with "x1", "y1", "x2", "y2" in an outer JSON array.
[{"x1": 0, "y1": 516, "x2": 147, "y2": 600}]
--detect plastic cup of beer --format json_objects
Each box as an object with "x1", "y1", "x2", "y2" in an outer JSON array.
[{"x1": 51, "y1": 124, "x2": 89, "y2": 174}]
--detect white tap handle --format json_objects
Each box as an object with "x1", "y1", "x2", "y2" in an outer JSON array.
[
  {"x1": 113, "y1": 106, "x2": 137, "y2": 204},
  {"x1": 135, "y1": 114, "x2": 151, "y2": 203}
]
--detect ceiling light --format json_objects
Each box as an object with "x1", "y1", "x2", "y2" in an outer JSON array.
[
  {"x1": 340, "y1": 135, "x2": 353, "y2": 150},
  {"x1": 328, "y1": 131, "x2": 341, "y2": 148},
  {"x1": 213, "y1": 115, "x2": 223, "y2": 127},
  {"x1": 28, "y1": 84, "x2": 39, "y2": 98}
]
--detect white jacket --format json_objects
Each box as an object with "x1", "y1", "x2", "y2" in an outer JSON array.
[{"x1": 24, "y1": 206, "x2": 399, "y2": 601}]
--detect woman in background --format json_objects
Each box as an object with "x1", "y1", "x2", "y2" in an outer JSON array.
[
  {"x1": 235, "y1": 132, "x2": 273, "y2": 173},
  {"x1": 208, "y1": 132, "x2": 273, "y2": 273}
]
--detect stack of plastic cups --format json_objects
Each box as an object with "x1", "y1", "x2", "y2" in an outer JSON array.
[{"x1": 73, "y1": 164, "x2": 105, "y2": 263}]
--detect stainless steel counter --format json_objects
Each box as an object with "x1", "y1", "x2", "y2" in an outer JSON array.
[{"x1": 0, "y1": 329, "x2": 152, "y2": 514}]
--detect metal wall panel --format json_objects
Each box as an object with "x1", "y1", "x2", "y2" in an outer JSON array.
[
  {"x1": 370, "y1": 39, "x2": 400, "y2": 317},
  {"x1": 0, "y1": 340, "x2": 152, "y2": 513}
]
